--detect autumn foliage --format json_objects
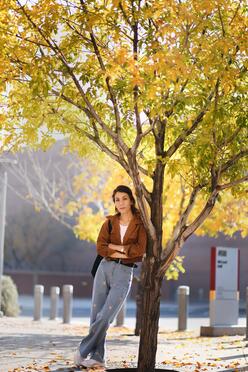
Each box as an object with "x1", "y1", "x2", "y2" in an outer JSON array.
[{"x1": 0, "y1": 0, "x2": 247, "y2": 370}]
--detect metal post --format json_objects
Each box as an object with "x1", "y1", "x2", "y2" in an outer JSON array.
[
  {"x1": 33, "y1": 285, "x2": 44, "y2": 321},
  {"x1": 63, "y1": 285, "x2": 73, "y2": 324},
  {"x1": 246, "y1": 287, "x2": 248, "y2": 340},
  {"x1": 116, "y1": 301, "x2": 126, "y2": 327},
  {"x1": 0, "y1": 171, "x2": 7, "y2": 316},
  {"x1": 50, "y1": 286, "x2": 60, "y2": 320},
  {"x1": 177, "y1": 285, "x2": 190, "y2": 331}
]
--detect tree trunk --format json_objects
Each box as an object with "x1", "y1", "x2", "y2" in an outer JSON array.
[
  {"x1": 137, "y1": 256, "x2": 162, "y2": 372},
  {"x1": 135, "y1": 133, "x2": 165, "y2": 370},
  {"x1": 134, "y1": 260, "x2": 146, "y2": 336},
  {"x1": 134, "y1": 279, "x2": 142, "y2": 336}
]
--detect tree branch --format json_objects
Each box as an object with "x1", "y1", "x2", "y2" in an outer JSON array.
[
  {"x1": 62, "y1": 18, "x2": 92, "y2": 43},
  {"x1": 229, "y1": 0, "x2": 242, "y2": 25},
  {"x1": 83, "y1": 123, "x2": 152, "y2": 206},
  {"x1": 51, "y1": 89, "x2": 91, "y2": 115},
  {"x1": 218, "y1": 6, "x2": 226, "y2": 37},
  {"x1": 17, "y1": 1, "x2": 119, "y2": 145},
  {"x1": 87, "y1": 24, "x2": 122, "y2": 137},
  {"x1": 158, "y1": 187, "x2": 219, "y2": 277},
  {"x1": 80, "y1": 0, "x2": 132, "y2": 158},
  {"x1": 218, "y1": 126, "x2": 243, "y2": 149},
  {"x1": 163, "y1": 82, "x2": 217, "y2": 159},
  {"x1": 131, "y1": 9, "x2": 142, "y2": 154},
  {"x1": 161, "y1": 184, "x2": 202, "y2": 262},
  {"x1": 5, "y1": 154, "x2": 74, "y2": 230},
  {"x1": 183, "y1": 189, "x2": 219, "y2": 241},
  {"x1": 119, "y1": 2, "x2": 133, "y2": 27},
  {"x1": 71, "y1": 120, "x2": 151, "y2": 206},
  {"x1": 0, "y1": 26, "x2": 49, "y2": 48},
  {"x1": 133, "y1": 21, "x2": 142, "y2": 131},
  {"x1": 220, "y1": 149, "x2": 248, "y2": 174},
  {"x1": 217, "y1": 175, "x2": 248, "y2": 191}
]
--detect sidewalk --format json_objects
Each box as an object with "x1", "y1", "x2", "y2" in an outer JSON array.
[{"x1": 0, "y1": 316, "x2": 247, "y2": 372}]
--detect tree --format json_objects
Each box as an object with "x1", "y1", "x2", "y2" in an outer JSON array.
[
  {"x1": 3, "y1": 147, "x2": 128, "y2": 240},
  {"x1": 1, "y1": 1, "x2": 247, "y2": 370},
  {"x1": 4, "y1": 205, "x2": 72, "y2": 270},
  {"x1": 4, "y1": 203, "x2": 96, "y2": 272}
]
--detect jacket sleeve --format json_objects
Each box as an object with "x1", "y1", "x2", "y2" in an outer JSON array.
[
  {"x1": 124, "y1": 224, "x2": 147, "y2": 258},
  {"x1": 96, "y1": 220, "x2": 112, "y2": 257}
]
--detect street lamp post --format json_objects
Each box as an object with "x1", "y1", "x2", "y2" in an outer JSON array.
[
  {"x1": 0, "y1": 169, "x2": 7, "y2": 316},
  {"x1": 0, "y1": 159, "x2": 17, "y2": 316}
]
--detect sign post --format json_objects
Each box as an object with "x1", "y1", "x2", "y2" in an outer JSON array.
[
  {"x1": 210, "y1": 246, "x2": 239, "y2": 326},
  {"x1": 201, "y1": 246, "x2": 245, "y2": 336}
]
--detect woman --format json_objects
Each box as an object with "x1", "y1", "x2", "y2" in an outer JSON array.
[{"x1": 74, "y1": 185, "x2": 147, "y2": 369}]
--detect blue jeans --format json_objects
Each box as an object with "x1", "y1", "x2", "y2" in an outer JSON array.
[{"x1": 79, "y1": 258, "x2": 133, "y2": 363}]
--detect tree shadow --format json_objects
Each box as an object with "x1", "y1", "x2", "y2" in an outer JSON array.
[
  {"x1": 1, "y1": 333, "x2": 142, "y2": 371},
  {"x1": 48, "y1": 369, "x2": 180, "y2": 372},
  {"x1": 209, "y1": 353, "x2": 248, "y2": 361},
  {"x1": 217, "y1": 368, "x2": 248, "y2": 372},
  {"x1": 214, "y1": 345, "x2": 244, "y2": 350},
  {"x1": 0, "y1": 333, "x2": 81, "y2": 352},
  {"x1": 1, "y1": 333, "x2": 140, "y2": 352},
  {"x1": 48, "y1": 368, "x2": 84, "y2": 372}
]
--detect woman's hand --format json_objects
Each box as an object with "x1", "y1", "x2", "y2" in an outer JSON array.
[
  {"x1": 108, "y1": 244, "x2": 128, "y2": 259},
  {"x1": 108, "y1": 243, "x2": 124, "y2": 253},
  {"x1": 109, "y1": 251, "x2": 129, "y2": 259}
]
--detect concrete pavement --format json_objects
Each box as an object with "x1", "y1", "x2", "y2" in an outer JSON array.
[{"x1": 0, "y1": 316, "x2": 247, "y2": 372}]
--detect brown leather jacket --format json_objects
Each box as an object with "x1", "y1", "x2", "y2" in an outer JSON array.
[{"x1": 97, "y1": 213, "x2": 147, "y2": 263}]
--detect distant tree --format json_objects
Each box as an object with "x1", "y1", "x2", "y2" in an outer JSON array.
[
  {"x1": 5, "y1": 148, "x2": 117, "y2": 239},
  {"x1": 4, "y1": 205, "x2": 86, "y2": 271}
]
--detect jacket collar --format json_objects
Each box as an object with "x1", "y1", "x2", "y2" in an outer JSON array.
[
  {"x1": 106, "y1": 213, "x2": 142, "y2": 245},
  {"x1": 106, "y1": 213, "x2": 143, "y2": 225}
]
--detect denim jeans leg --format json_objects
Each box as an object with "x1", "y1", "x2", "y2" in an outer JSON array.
[
  {"x1": 79, "y1": 261, "x2": 133, "y2": 363},
  {"x1": 90, "y1": 261, "x2": 109, "y2": 326},
  {"x1": 88, "y1": 261, "x2": 109, "y2": 362},
  {"x1": 89, "y1": 263, "x2": 133, "y2": 363}
]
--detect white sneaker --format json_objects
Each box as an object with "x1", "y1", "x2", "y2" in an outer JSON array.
[
  {"x1": 82, "y1": 358, "x2": 105, "y2": 368},
  {"x1": 73, "y1": 348, "x2": 85, "y2": 366}
]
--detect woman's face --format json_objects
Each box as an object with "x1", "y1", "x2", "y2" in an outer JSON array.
[{"x1": 114, "y1": 192, "x2": 132, "y2": 214}]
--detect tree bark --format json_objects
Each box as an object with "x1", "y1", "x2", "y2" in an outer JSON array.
[
  {"x1": 134, "y1": 278, "x2": 142, "y2": 336},
  {"x1": 137, "y1": 255, "x2": 162, "y2": 372},
  {"x1": 134, "y1": 259, "x2": 146, "y2": 336}
]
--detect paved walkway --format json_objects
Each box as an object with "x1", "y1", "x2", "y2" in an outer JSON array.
[{"x1": 0, "y1": 317, "x2": 247, "y2": 372}]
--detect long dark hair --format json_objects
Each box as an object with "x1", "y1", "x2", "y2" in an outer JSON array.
[{"x1": 112, "y1": 185, "x2": 138, "y2": 215}]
